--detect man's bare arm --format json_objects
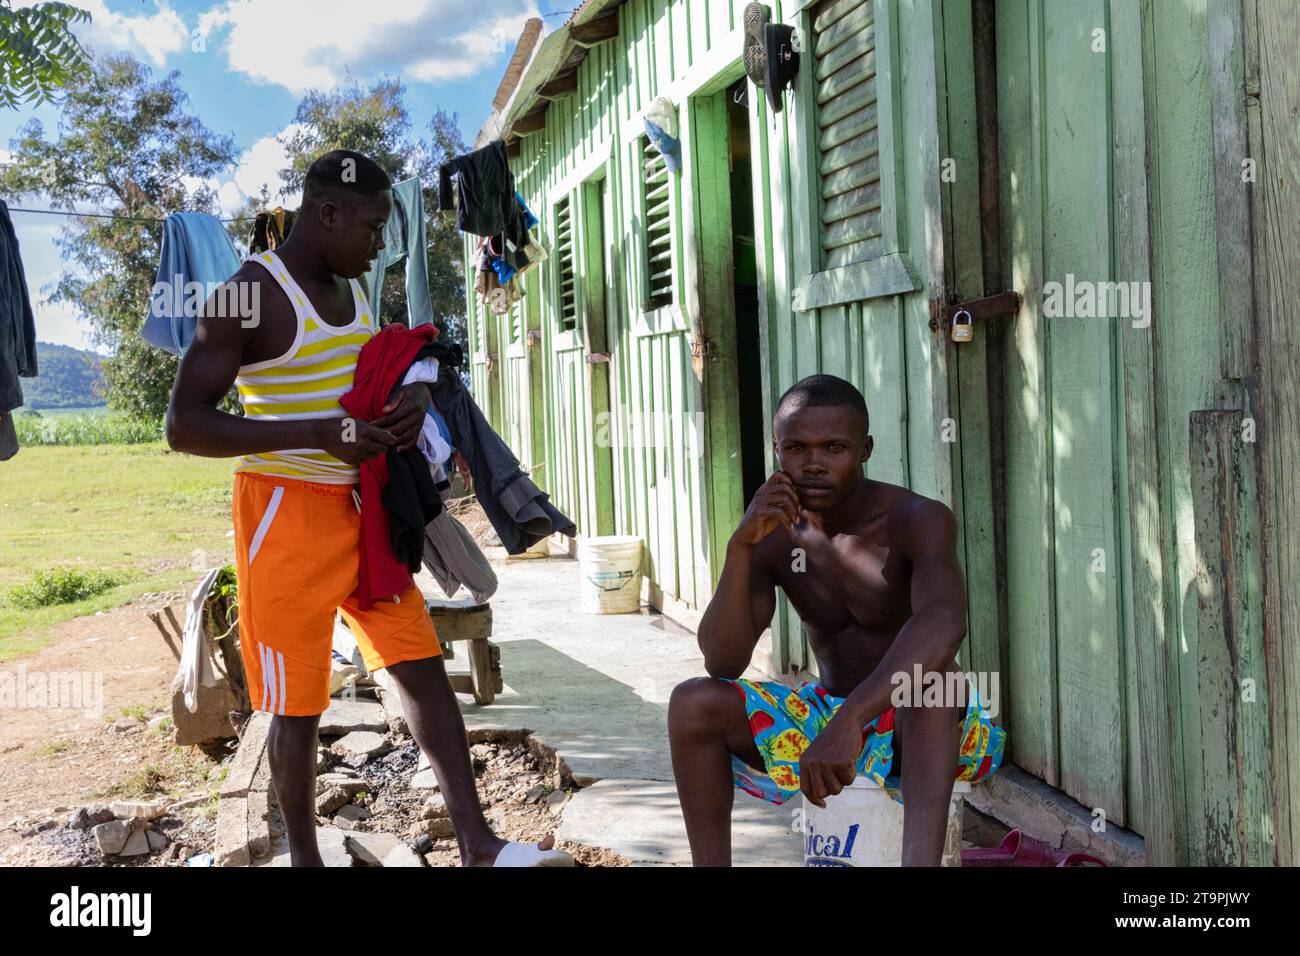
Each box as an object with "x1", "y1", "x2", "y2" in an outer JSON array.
[
  {"x1": 696, "y1": 472, "x2": 799, "y2": 677},
  {"x1": 697, "y1": 539, "x2": 778, "y2": 679},
  {"x1": 165, "y1": 274, "x2": 393, "y2": 461}
]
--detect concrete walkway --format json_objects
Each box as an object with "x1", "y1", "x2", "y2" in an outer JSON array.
[{"x1": 417, "y1": 544, "x2": 803, "y2": 867}]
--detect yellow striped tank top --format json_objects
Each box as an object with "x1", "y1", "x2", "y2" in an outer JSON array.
[{"x1": 234, "y1": 251, "x2": 376, "y2": 483}]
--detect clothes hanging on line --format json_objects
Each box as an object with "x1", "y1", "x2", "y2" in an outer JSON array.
[
  {"x1": 438, "y1": 139, "x2": 517, "y2": 238},
  {"x1": 141, "y1": 212, "x2": 242, "y2": 356},
  {"x1": 475, "y1": 264, "x2": 522, "y2": 316},
  {"x1": 0, "y1": 198, "x2": 39, "y2": 428},
  {"x1": 472, "y1": 207, "x2": 546, "y2": 319},
  {"x1": 359, "y1": 176, "x2": 435, "y2": 329},
  {"x1": 516, "y1": 192, "x2": 539, "y2": 230},
  {"x1": 247, "y1": 207, "x2": 293, "y2": 253},
  {"x1": 0, "y1": 413, "x2": 17, "y2": 462}
]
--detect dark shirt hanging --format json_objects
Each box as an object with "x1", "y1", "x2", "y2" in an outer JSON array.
[
  {"x1": 438, "y1": 140, "x2": 517, "y2": 239},
  {"x1": 0, "y1": 199, "x2": 38, "y2": 417},
  {"x1": 427, "y1": 344, "x2": 576, "y2": 554}
]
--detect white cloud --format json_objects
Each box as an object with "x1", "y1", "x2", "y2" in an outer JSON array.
[
  {"x1": 32, "y1": 296, "x2": 97, "y2": 351},
  {"x1": 190, "y1": 123, "x2": 305, "y2": 218},
  {"x1": 46, "y1": 0, "x2": 192, "y2": 68},
  {"x1": 198, "y1": 0, "x2": 542, "y2": 95}
]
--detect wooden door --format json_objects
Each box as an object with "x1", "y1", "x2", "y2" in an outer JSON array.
[{"x1": 965, "y1": 0, "x2": 1141, "y2": 832}]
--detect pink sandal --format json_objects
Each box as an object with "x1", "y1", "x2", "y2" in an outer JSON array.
[{"x1": 961, "y1": 829, "x2": 1107, "y2": 867}]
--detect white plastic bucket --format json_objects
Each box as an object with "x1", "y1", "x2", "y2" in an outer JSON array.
[
  {"x1": 577, "y1": 536, "x2": 644, "y2": 614},
  {"x1": 801, "y1": 777, "x2": 970, "y2": 866}
]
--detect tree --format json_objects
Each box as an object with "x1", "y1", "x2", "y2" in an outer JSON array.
[
  {"x1": 0, "y1": 54, "x2": 237, "y2": 420},
  {"x1": 0, "y1": 1, "x2": 92, "y2": 107},
  {"x1": 278, "y1": 78, "x2": 414, "y2": 194},
  {"x1": 272, "y1": 81, "x2": 469, "y2": 346},
  {"x1": 414, "y1": 108, "x2": 469, "y2": 347}
]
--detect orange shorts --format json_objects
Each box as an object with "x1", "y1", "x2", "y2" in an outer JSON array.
[{"x1": 232, "y1": 471, "x2": 441, "y2": 717}]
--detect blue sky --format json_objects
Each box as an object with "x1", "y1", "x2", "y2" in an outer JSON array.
[{"x1": 2, "y1": 0, "x2": 570, "y2": 352}]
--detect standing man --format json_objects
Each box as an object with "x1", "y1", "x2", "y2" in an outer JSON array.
[
  {"x1": 167, "y1": 150, "x2": 569, "y2": 867},
  {"x1": 668, "y1": 374, "x2": 1005, "y2": 866}
]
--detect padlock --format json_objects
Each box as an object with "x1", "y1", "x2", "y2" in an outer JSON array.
[{"x1": 951, "y1": 308, "x2": 973, "y2": 343}]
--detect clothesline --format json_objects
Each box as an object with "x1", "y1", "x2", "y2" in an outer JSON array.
[{"x1": 5, "y1": 206, "x2": 257, "y2": 224}]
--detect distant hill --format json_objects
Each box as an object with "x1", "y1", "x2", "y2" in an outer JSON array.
[{"x1": 18, "y1": 343, "x2": 107, "y2": 410}]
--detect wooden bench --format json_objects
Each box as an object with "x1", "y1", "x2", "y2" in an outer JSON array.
[{"x1": 426, "y1": 597, "x2": 501, "y2": 705}]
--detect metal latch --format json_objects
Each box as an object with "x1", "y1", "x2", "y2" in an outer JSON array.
[
  {"x1": 690, "y1": 336, "x2": 715, "y2": 359},
  {"x1": 930, "y1": 291, "x2": 1021, "y2": 333}
]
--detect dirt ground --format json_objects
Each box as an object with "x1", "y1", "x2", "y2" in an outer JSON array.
[
  {"x1": 0, "y1": 513, "x2": 627, "y2": 866},
  {"x1": 0, "y1": 589, "x2": 226, "y2": 864},
  {"x1": 298, "y1": 732, "x2": 628, "y2": 867}
]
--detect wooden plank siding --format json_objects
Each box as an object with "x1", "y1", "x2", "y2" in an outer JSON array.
[
  {"x1": 455, "y1": 0, "x2": 1299, "y2": 864},
  {"x1": 469, "y1": 0, "x2": 949, "y2": 658}
]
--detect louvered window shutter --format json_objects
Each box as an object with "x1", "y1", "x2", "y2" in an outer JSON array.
[
  {"x1": 641, "y1": 136, "x2": 674, "y2": 310},
  {"x1": 555, "y1": 196, "x2": 578, "y2": 331},
  {"x1": 813, "y1": 0, "x2": 882, "y2": 269}
]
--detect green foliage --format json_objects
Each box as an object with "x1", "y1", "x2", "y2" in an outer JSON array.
[
  {"x1": 247, "y1": 80, "x2": 469, "y2": 346},
  {"x1": 204, "y1": 565, "x2": 238, "y2": 641},
  {"x1": 5, "y1": 566, "x2": 125, "y2": 609},
  {"x1": 13, "y1": 410, "x2": 161, "y2": 445},
  {"x1": 0, "y1": 53, "x2": 238, "y2": 420},
  {"x1": 0, "y1": 1, "x2": 92, "y2": 108},
  {"x1": 20, "y1": 342, "x2": 106, "y2": 409},
  {"x1": 278, "y1": 78, "x2": 415, "y2": 194},
  {"x1": 414, "y1": 108, "x2": 471, "y2": 347}
]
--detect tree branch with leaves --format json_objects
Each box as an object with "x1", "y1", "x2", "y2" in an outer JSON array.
[{"x1": 0, "y1": 0, "x2": 92, "y2": 108}]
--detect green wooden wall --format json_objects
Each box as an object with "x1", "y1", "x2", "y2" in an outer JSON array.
[
  {"x1": 462, "y1": 0, "x2": 1288, "y2": 863},
  {"x1": 468, "y1": 0, "x2": 952, "y2": 669}
]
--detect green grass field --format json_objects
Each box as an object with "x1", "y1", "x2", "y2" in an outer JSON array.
[{"x1": 0, "y1": 444, "x2": 237, "y2": 660}]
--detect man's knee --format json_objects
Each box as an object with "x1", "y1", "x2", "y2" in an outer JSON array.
[{"x1": 668, "y1": 677, "x2": 734, "y2": 739}]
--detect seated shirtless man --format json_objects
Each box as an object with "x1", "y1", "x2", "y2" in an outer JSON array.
[
  {"x1": 166, "y1": 150, "x2": 569, "y2": 867},
  {"x1": 668, "y1": 374, "x2": 1005, "y2": 866}
]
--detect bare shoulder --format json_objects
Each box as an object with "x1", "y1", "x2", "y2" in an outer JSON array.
[
  {"x1": 201, "y1": 259, "x2": 294, "y2": 359},
  {"x1": 876, "y1": 482, "x2": 957, "y2": 545}
]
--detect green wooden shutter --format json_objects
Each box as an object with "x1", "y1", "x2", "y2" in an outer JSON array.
[
  {"x1": 555, "y1": 196, "x2": 578, "y2": 332},
  {"x1": 641, "y1": 136, "x2": 674, "y2": 310},
  {"x1": 813, "y1": 0, "x2": 882, "y2": 269}
]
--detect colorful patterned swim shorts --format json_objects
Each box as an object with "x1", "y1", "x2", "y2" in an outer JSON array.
[{"x1": 724, "y1": 676, "x2": 1006, "y2": 806}]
